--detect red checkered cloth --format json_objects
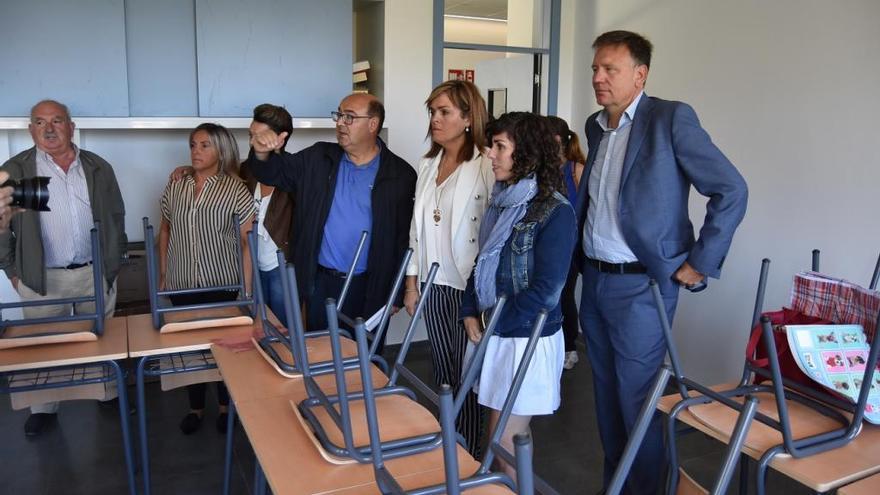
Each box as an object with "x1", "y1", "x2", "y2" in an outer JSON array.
[{"x1": 790, "y1": 271, "x2": 880, "y2": 342}]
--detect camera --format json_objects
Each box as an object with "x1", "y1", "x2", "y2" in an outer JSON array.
[{"x1": 1, "y1": 176, "x2": 51, "y2": 211}]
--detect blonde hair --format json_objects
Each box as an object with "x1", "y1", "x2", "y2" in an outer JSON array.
[
  {"x1": 190, "y1": 123, "x2": 241, "y2": 176},
  {"x1": 424, "y1": 80, "x2": 488, "y2": 163}
]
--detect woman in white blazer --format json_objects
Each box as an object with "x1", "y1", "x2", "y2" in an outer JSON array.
[{"x1": 403, "y1": 80, "x2": 493, "y2": 456}]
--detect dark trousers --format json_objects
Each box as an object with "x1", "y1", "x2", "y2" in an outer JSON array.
[
  {"x1": 306, "y1": 265, "x2": 372, "y2": 340},
  {"x1": 170, "y1": 289, "x2": 238, "y2": 410},
  {"x1": 580, "y1": 265, "x2": 678, "y2": 495},
  {"x1": 560, "y1": 263, "x2": 581, "y2": 352},
  {"x1": 422, "y1": 284, "x2": 485, "y2": 457},
  {"x1": 260, "y1": 266, "x2": 288, "y2": 328}
]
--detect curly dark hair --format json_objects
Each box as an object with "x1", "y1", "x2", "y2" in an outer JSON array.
[{"x1": 485, "y1": 112, "x2": 563, "y2": 201}]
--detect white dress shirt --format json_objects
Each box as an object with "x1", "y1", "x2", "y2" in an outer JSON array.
[
  {"x1": 583, "y1": 91, "x2": 644, "y2": 263},
  {"x1": 36, "y1": 147, "x2": 94, "y2": 267}
]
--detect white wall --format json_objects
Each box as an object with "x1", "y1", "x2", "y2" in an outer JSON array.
[
  {"x1": 475, "y1": 53, "x2": 536, "y2": 112},
  {"x1": 443, "y1": 17, "x2": 508, "y2": 77},
  {"x1": 563, "y1": 0, "x2": 880, "y2": 384},
  {"x1": 382, "y1": 0, "x2": 435, "y2": 343}
]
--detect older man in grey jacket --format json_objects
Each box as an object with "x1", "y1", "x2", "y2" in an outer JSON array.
[{"x1": 0, "y1": 99, "x2": 126, "y2": 437}]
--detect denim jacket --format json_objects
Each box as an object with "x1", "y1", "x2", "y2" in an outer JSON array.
[{"x1": 461, "y1": 191, "x2": 577, "y2": 338}]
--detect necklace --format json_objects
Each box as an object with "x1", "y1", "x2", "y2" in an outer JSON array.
[
  {"x1": 433, "y1": 182, "x2": 445, "y2": 224},
  {"x1": 433, "y1": 156, "x2": 460, "y2": 224}
]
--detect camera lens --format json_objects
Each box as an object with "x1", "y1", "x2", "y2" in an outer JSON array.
[{"x1": 1, "y1": 176, "x2": 51, "y2": 211}]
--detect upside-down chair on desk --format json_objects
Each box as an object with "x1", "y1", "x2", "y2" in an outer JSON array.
[
  {"x1": 0, "y1": 223, "x2": 107, "y2": 348},
  {"x1": 609, "y1": 251, "x2": 880, "y2": 495},
  {"x1": 249, "y1": 229, "x2": 391, "y2": 378},
  {"x1": 0, "y1": 222, "x2": 137, "y2": 495},
  {"x1": 142, "y1": 215, "x2": 255, "y2": 333},
  {"x1": 293, "y1": 259, "x2": 450, "y2": 464},
  {"x1": 351, "y1": 306, "x2": 558, "y2": 494},
  {"x1": 136, "y1": 214, "x2": 257, "y2": 495}
]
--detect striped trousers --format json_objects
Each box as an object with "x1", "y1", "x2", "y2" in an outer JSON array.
[{"x1": 422, "y1": 284, "x2": 485, "y2": 457}]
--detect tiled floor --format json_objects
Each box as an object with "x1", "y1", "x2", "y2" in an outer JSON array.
[{"x1": 0, "y1": 342, "x2": 812, "y2": 494}]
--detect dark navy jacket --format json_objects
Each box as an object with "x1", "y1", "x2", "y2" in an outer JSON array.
[
  {"x1": 461, "y1": 191, "x2": 576, "y2": 338},
  {"x1": 245, "y1": 140, "x2": 416, "y2": 316}
]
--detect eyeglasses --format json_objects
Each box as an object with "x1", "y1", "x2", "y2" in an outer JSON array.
[{"x1": 331, "y1": 111, "x2": 372, "y2": 125}]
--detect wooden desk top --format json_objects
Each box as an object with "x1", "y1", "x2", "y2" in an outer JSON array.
[
  {"x1": 0, "y1": 316, "x2": 128, "y2": 373},
  {"x1": 658, "y1": 392, "x2": 880, "y2": 492},
  {"x1": 235, "y1": 396, "x2": 474, "y2": 495},
  {"x1": 211, "y1": 344, "x2": 388, "y2": 404},
  {"x1": 127, "y1": 313, "x2": 256, "y2": 358},
  {"x1": 838, "y1": 472, "x2": 880, "y2": 495}
]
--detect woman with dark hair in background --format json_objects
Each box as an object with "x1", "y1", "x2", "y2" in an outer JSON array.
[
  {"x1": 159, "y1": 123, "x2": 255, "y2": 434},
  {"x1": 404, "y1": 80, "x2": 493, "y2": 456},
  {"x1": 546, "y1": 115, "x2": 587, "y2": 370},
  {"x1": 460, "y1": 112, "x2": 576, "y2": 473}
]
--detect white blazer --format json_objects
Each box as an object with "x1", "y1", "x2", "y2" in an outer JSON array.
[{"x1": 407, "y1": 147, "x2": 494, "y2": 286}]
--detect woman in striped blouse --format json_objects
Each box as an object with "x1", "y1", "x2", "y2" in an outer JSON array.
[{"x1": 158, "y1": 123, "x2": 255, "y2": 435}]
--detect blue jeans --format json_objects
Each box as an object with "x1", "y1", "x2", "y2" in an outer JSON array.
[{"x1": 260, "y1": 267, "x2": 288, "y2": 328}]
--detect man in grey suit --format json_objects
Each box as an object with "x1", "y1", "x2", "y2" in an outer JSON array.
[{"x1": 575, "y1": 31, "x2": 748, "y2": 493}]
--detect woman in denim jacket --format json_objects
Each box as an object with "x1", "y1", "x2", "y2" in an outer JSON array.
[{"x1": 460, "y1": 112, "x2": 577, "y2": 471}]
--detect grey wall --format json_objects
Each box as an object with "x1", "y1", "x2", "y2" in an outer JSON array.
[
  {"x1": 0, "y1": 0, "x2": 352, "y2": 117},
  {"x1": 195, "y1": 0, "x2": 352, "y2": 117},
  {"x1": 125, "y1": 0, "x2": 199, "y2": 116},
  {"x1": 568, "y1": 0, "x2": 880, "y2": 384},
  {"x1": 0, "y1": 0, "x2": 130, "y2": 116}
]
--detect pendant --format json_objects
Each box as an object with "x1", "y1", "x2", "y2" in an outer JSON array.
[{"x1": 433, "y1": 208, "x2": 441, "y2": 224}]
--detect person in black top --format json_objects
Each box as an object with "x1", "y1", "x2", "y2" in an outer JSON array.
[{"x1": 246, "y1": 93, "x2": 416, "y2": 350}]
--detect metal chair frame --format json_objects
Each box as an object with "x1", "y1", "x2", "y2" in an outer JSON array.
[
  {"x1": 142, "y1": 215, "x2": 254, "y2": 330},
  {"x1": 608, "y1": 251, "x2": 880, "y2": 495},
  {"x1": 250, "y1": 229, "x2": 393, "y2": 376},
  {"x1": 354, "y1": 309, "x2": 556, "y2": 494},
  {"x1": 0, "y1": 223, "x2": 106, "y2": 336}
]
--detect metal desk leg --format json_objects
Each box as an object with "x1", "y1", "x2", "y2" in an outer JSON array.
[
  {"x1": 110, "y1": 360, "x2": 138, "y2": 495},
  {"x1": 136, "y1": 356, "x2": 152, "y2": 495},
  {"x1": 223, "y1": 401, "x2": 237, "y2": 495}
]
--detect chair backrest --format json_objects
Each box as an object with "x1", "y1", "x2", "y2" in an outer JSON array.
[
  {"x1": 386, "y1": 271, "x2": 509, "y2": 416},
  {"x1": 652, "y1": 250, "x2": 880, "y2": 466},
  {"x1": 354, "y1": 309, "x2": 549, "y2": 494},
  {"x1": 0, "y1": 222, "x2": 106, "y2": 336},
  {"x1": 142, "y1": 215, "x2": 254, "y2": 330}
]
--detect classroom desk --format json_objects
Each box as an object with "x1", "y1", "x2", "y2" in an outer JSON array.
[
  {"x1": 0, "y1": 317, "x2": 136, "y2": 495},
  {"x1": 838, "y1": 471, "x2": 880, "y2": 495},
  {"x1": 127, "y1": 313, "x2": 257, "y2": 495},
  {"x1": 658, "y1": 392, "x2": 880, "y2": 493},
  {"x1": 212, "y1": 344, "x2": 479, "y2": 495}
]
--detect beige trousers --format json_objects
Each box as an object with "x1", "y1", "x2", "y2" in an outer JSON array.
[{"x1": 11, "y1": 265, "x2": 117, "y2": 412}]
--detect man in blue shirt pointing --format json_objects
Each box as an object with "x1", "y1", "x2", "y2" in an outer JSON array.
[{"x1": 247, "y1": 94, "x2": 416, "y2": 347}]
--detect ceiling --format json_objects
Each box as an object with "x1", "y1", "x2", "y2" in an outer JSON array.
[{"x1": 445, "y1": 0, "x2": 508, "y2": 20}]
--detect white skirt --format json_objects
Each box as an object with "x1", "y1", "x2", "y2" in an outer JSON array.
[{"x1": 477, "y1": 329, "x2": 564, "y2": 416}]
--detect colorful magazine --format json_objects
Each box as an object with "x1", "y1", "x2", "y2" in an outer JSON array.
[{"x1": 785, "y1": 324, "x2": 880, "y2": 424}]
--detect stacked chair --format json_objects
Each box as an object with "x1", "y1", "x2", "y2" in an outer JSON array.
[
  {"x1": 0, "y1": 222, "x2": 137, "y2": 495},
  {"x1": 139, "y1": 215, "x2": 257, "y2": 495},
  {"x1": 142, "y1": 215, "x2": 255, "y2": 333},
  {"x1": 0, "y1": 223, "x2": 107, "y2": 347},
  {"x1": 248, "y1": 227, "x2": 391, "y2": 378},
  {"x1": 608, "y1": 251, "x2": 880, "y2": 495},
  {"x1": 250, "y1": 242, "x2": 557, "y2": 493}
]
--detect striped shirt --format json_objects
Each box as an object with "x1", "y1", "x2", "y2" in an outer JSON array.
[
  {"x1": 36, "y1": 146, "x2": 94, "y2": 268},
  {"x1": 161, "y1": 173, "x2": 255, "y2": 290}
]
